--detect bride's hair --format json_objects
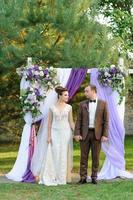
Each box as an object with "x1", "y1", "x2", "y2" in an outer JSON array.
[{"x1": 55, "y1": 86, "x2": 68, "y2": 98}]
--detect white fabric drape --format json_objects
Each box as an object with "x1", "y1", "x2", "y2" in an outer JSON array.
[
  {"x1": 6, "y1": 69, "x2": 72, "y2": 181},
  {"x1": 98, "y1": 93, "x2": 133, "y2": 180},
  {"x1": 90, "y1": 68, "x2": 133, "y2": 180},
  {"x1": 6, "y1": 78, "x2": 32, "y2": 181}
]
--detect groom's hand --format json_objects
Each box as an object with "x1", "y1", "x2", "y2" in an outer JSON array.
[
  {"x1": 74, "y1": 135, "x2": 82, "y2": 142},
  {"x1": 101, "y1": 136, "x2": 108, "y2": 142}
]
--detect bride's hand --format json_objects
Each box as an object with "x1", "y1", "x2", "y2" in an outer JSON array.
[
  {"x1": 74, "y1": 135, "x2": 82, "y2": 142},
  {"x1": 47, "y1": 137, "x2": 52, "y2": 143}
]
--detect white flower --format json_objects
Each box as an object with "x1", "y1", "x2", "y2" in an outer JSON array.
[
  {"x1": 16, "y1": 69, "x2": 21, "y2": 75},
  {"x1": 32, "y1": 106, "x2": 35, "y2": 110},
  {"x1": 46, "y1": 74, "x2": 49, "y2": 78},
  {"x1": 35, "y1": 71, "x2": 39, "y2": 76},
  {"x1": 24, "y1": 100, "x2": 28, "y2": 104},
  {"x1": 40, "y1": 71, "x2": 44, "y2": 76},
  {"x1": 116, "y1": 74, "x2": 123, "y2": 79},
  {"x1": 29, "y1": 87, "x2": 34, "y2": 92},
  {"x1": 39, "y1": 66, "x2": 42, "y2": 70},
  {"x1": 49, "y1": 66, "x2": 54, "y2": 71},
  {"x1": 47, "y1": 82, "x2": 51, "y2": 86},
  {"x1": 32, "y1": 92, "x2": 36, "y2": 96},
  {"x1": 32, "y1": 81, "x2": 39, "y2": 88},
  {"x1": 31, "y1": 70, "x2": 34, "y2": 74},
  {"x1": 27, "y1": 93, "x2": 36, "y2": 102},
  {"x1": 110, "y1": 64, "x2": 115, "y2": 68},
  {"x1": 54, "y1": 81, "x2": 57, "y2": 84},
  {"x1": 104, "y1": 72, "x2": 109, "y2": 77}
]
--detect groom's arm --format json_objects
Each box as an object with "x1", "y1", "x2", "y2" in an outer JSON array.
[{"x1": 74, "y1": 103, "x2": 82, "y2": 137}]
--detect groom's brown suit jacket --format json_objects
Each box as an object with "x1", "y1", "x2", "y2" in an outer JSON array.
[{"x1": 74, "y1": 99, "x2": 109, "y2": 140}]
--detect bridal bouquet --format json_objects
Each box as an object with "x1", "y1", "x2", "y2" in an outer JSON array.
[
  {"x1": 17, "y1": 65, "x2": 59, "y2": 118},
  {"x1": 98, "y1": 65, "x2": 127, "y2": 104}
]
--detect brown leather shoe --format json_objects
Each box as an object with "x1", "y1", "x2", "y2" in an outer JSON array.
[
  {"x1": 78, "y1": 178, "x2": 87, "y2": 184},
  {"x1": 91, "y1": 178, "x2": 97, "y2": 184}
]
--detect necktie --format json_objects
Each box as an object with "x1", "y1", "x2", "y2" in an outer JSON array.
[{"x1": 89, "y1": 99, "x2": 96, "y2": 103}]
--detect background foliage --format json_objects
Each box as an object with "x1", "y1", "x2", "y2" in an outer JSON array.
[
  {"x1": 99, "y1": 0, "x2": 133, "y2": 64},
  {"x1": 0, "y1": 0, "x2": 132, "y2": 142}
]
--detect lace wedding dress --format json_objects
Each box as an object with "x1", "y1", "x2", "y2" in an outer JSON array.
[{"x1": 39, "y1": 104, "x2": 73, "y2": 186}]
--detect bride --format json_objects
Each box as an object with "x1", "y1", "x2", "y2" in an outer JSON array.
[{"x1": 38, "y1": 86, "x2": 75, "y2": 186}]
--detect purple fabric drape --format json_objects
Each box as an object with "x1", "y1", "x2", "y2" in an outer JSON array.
[
  {"x1": 66, "y1": 68, "x2": 88, "y2": 100},
  {"x1": 90, "y1": 68, "x2": 125, "y2": 170},
  {"x1": 22, "y1": 68, "x2": 87, "y2": 183},
  {"x1": 22, "y1": 125, "x2": 36, "y2": 183}
]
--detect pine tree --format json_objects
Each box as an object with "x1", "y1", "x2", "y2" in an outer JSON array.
[
  {"x1": 0, "y1": 0, "x2": 120, "y2": 141},
  {"x1": 0, "y1": 0, "x2": 119, "y2": 71}
]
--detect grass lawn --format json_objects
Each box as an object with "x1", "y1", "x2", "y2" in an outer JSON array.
[
  {"x1": 0, "y1": 180, "x2": 133, "y2": 200},
  {"x1": 0, "y1": 135, "x2": 133, "y2": 200}
]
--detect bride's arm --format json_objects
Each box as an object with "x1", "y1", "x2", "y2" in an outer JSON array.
[
  {"x1": 68, "y1": 107, "x2": 75, "y2": 132},
  {"x1": 47, "y1": 109, "x2": 53, "y2": 143}
]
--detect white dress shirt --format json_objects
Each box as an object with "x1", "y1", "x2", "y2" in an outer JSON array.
[{"x1": 88, "y1": 98, "x2": 97, "y2": 128}]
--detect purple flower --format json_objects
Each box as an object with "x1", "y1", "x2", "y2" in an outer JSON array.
[
  {"x1": 35, "y1": 75, "x2": 39, "y2": 79},
  {"x1": 34, "y1": 65, "x2": 39, "y2": 70},
  {"x1": 109, "y1": 67, "x2": 117, "y2": 74},
  {"x1": 44, "y1": 69, "x2": 49, "y2": 75},
  {"x1": 27, "y1": 69, "x2": 33, "y2": 79},
  {"x1": 35, "y1": 88, "x2": 40, "y2": 96}
]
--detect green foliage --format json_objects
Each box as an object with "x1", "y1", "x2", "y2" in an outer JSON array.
[
  {"x1": 125, "y1": 75, "x2": 133, "y2": 96},
  {"x1": 0, "y1": 0, "x2": 121, "y2": 141},
  {"x1": 0, "y1": 0, "x2": 118, "y2": 71},
  {"x1": 0, "y1": 70, "x2": 24, "y2": 143},
  {"x1": 99, "y1": 0, "x2": 133, "y2": 55},
  {"x1": 69, "y1": 75, "x2": 90, "y2": 120}
]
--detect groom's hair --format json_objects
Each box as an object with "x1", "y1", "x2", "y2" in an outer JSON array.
[{"x1": 89, "y1": 84, "x2": 97, "y2": 93}]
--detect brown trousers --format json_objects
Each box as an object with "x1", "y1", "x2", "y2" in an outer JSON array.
[{"x1": 80, "y1": 129, "x2": 101, "y2": 179}]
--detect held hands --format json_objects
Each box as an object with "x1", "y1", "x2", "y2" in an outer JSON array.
[
  {"x1": 101, "y1": 136, "x2": 108, "y2": 142},
  {"x1": 74, "y1": 135, "x2": 82, "y2": 142}
]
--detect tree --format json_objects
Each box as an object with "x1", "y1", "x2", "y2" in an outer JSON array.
[
  {"x1": 99, "y1": 0, "x2": 133, "y2": 55},
  {"x1": 0, "y1": 0, "x2": 118, "y2": 71},
  {"x1": 0, "y1": 0, "x2": 119, "y2": 142}
]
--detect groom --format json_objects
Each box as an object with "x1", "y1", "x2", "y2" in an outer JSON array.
[{"x1": 74, "y1": 84, "x2": 109, "y2": 184}]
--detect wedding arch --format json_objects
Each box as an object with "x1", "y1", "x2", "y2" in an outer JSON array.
[{"x1": 6, "y1": 58, "x2": 133, "y2": 182}]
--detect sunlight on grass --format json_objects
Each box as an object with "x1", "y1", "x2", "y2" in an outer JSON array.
[
  {"x1": 0, "y1": 136, "x2": 133, "y2": 174},
  {"x1": 0, "y1": 136, "x2": 133, "y2": 200},
  {"x1": 0, "y1": 180, "x2": 133, "y2": 200}
]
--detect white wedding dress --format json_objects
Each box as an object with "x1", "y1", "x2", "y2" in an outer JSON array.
[{"x1": 39, "y1": 104, "x2": 73, "y2": 186}]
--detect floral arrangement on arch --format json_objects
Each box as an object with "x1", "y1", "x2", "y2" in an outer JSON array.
[
  {"x1": 17, "y1": 65, "x2": 59, "y2": 118},
  {"x1": 98, "y1": 65, "x2": 127, "y2": 104}
]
